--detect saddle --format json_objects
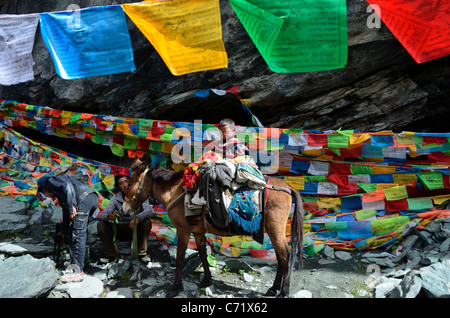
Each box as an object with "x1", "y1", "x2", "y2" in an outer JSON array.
[{"x1": 182, "y1": 154, "x2": 267, "y2": 243}]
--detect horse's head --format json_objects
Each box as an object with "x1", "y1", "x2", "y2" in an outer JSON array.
[{"x1": 122, "y1": 159, "x2": 152, "y2": 216}]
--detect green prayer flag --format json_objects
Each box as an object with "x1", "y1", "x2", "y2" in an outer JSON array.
[
  {"x1": 110, "y1": 143, "x2": 124, "y2": 157},
  {"x1": 328, "y1": 134, "x2": 349, "y2": 148},
  {"x1": 354, "y1": 209, "x2": 377, "y2": 221},
  {"x1": 371, "y1": 216, "x2": 409, "y2": 236},
  {"x1": 383, "y1": 185, "x2": 408, "y2": 201},
  {"x1": 124, "y1": 138, "x2": 138, "y2": 150},
  {"x1": 351, "y1": 164, "x2": 372, "y2": 175},
  {"x1": 137, "y1": 129, "x2": 148, "y2": 139},
  {"x1": 325, "y1": 221, "x2": 348, "y2": 232},
  {"x1": 358, "y1": 183, "x2": 377, "y2": 193},
  {"x1": 91, "y1": 182, "x2": 104, "y2": 192},
  {"x1": 92, "y1": 133, "x2": 106, "y2": 144},
  {"x1": 229, "y1": 0, "x2": 348, "y2": 73},
  {"x1": 150, "y1": 141, "x2": 162, "y2": 152},
  {"x1": 304, "y1": 243, "x2": 325, "y2": 256},
  {"x1": 418, "y1": 172, "x2": 444, "y2": 190},
  {"x1": 70, "y1": 113, "x2": 81, "y2": 125},
  {"x1": 160, "y1": 133, "x2": 173, "y2": 143},
  {"x1": 407, "y1": 197, "x2": 433, "y2": 210}
]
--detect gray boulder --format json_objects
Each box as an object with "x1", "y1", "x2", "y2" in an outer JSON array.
[
  {"x1": 420, "y1": 260, "x2": 450, "y2": 298},
  {"x1": 0, "y1": 254, "x2": 59, "y2": 298},
  {"x1": 0, "y1": 196, "x2": 29, "y2": 233}
]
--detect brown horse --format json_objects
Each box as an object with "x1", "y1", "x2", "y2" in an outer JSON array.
[{"x1": 122, "y1": 159, "x2": 304, "y2": 298}]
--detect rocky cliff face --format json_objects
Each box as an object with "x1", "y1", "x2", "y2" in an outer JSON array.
[{"x1": 0, "y1": 0, "x2": 448, "y2": 131}]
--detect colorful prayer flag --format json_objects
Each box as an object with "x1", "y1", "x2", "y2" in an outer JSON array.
[
  {"x1": 229, "y1": 0, "x2": 348, "y2": 73},
  {"x1": 39, "y1": 5, "x2": 136, "y2": 79},
  {"x1": 122, "y1": 0, "x2": 228, "y2": 76},
  {"x1": 366, "y1": 0, "x2": 450, "y2": 63},
  {"x1": 0, "y1": 14, "x2": 39, "y2": 85}
]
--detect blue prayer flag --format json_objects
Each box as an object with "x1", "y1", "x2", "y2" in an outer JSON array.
[
  {"x1": 340, "y1": 195, "x2": 362, "y2": 212},
  {"x1": 338, "y1": 221, "x2": 373, "y2": 240},
  {"x1": 290, "y1": 160, "x2": 310, "y2": 174},
  {"x1": 370, "y1": 173, "x2": 394, "y2": 184},
  {"x1": 39, "y1": 6, "x2": 136, "y2": 79},
  {"x1": 370, "y1": 135, "x2": 395, "y2": 147}
]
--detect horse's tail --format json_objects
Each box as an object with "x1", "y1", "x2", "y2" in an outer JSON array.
[{"x1": 289, "y1": 189, "x2": 304, "y2": 271}]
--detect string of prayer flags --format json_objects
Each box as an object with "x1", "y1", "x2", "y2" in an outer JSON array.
[
  {"x1": 122, "y1": 0, "x2": 228, "y2": 76},
  {"x1": 3, "y1": 106, "x2": 450, "y2": 258},
  {"x1": 366, "y1": 0, "x2": 450, "y2": 63},
  {"x1": 39, "y1": 5, "x2": 136, "y2": 79},
  {"x1": 0, "y1": 14, "x2": 39, "y2": 85},
  {"x1": 229, "y1": 0, "x2": 348, "y2": 73}
]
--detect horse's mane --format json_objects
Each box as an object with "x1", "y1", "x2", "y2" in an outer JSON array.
[
  {"x1": 150, "y1": 167, "x2": 184, "y2": 184},
  {"x1": 150, "y1": 167, "x2": 183, "y2": 192},
  {"x1": 131, "y1": 161, "x2": 183, "y2": 191}
]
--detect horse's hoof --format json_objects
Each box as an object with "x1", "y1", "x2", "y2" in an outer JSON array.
[
  {"x1": 166, "y1": 284, "x2": 183, "y2": 298},
  {"x1": 276, "y1": 291, "x2": 286, "y2": 298},
  {"x1": 200, "y1": 277, "x2": 212, "y2": 288},
  {"x1": 265, "y1": 287, "x2": 278, "y2": 297}
]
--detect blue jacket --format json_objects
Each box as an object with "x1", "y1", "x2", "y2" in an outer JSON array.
[{"x1": 45, "y1": 175, "x2": 94, "y2": 216}]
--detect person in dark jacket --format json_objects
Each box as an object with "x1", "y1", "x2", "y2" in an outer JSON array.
[
  {"x1": 97, "y1": 174, "x2": 153, "y2": 264},
  {"x1": 38, "y1": 174, "x2": 98, "y2": 283},
  {"x1": 218, "y1": 118, "x2": 249, "y2": 159}
]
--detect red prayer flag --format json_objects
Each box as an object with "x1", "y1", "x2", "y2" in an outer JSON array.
[
  {"x1": 307, "y1": 134, "x2": 327, "y2": 146},
  {"x1": 366, "y1": 0, "x2": 450, "y2": 63},
  {"x1": 385, "y1": 198, "x2": 409, "y2": 212}
]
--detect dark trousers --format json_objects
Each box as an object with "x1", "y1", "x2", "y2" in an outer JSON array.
[
  {"x1": 97, "y1": 218, "x2": 152, "y2": 258},
  {"x1": 71, "y1": 193, "x2": 98, "y2": 271}
]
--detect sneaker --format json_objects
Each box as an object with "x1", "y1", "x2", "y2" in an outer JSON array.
[
  {"x1": 60, "y1": 270, "x2": 84, "y2": 283},
  {"x1": 99, "y1": 256, "x2": 116, "y2": 264},
  {"x1": 139, "y1": 255, "x2": 151, "y2": 263}
]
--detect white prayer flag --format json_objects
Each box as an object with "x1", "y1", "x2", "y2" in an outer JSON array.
[
  {"x1": 0, "y1": 14, "x2": 39, "y2": 85},
  {"x1": 318, "y1": 182, "x2": 338, "y2": 195},
  {"x1": 289, "y1": 133, "x2": 308, "y2": 146},
  {"x1": 362, "y1": 199, "x2": 385, "y2": 211},
  {"x1": 308, "y1": 161, "x2": 329, "y2": 176}
]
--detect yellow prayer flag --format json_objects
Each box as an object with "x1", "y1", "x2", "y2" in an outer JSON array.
[
  {"x1": 383, "y1": 185, "x2": 408, "y2": 201},
  {"x1": 318, "y1": 197, "x2": 340, "y2": 209},
  {"x1": 102, "y1": 174, "x2": 115, "y2": 190},
  {"x1": 376, "y1": 183, "x2": 399, "y2": 190},
  {"x1": 122, "y1": 0, "x2": 228, "y2": 76},
  {"x1": 396, "y1": 135, "x2": 415, "y2": 147},
  {"x1": 161, "y1": 142, "x2": 174, "y2": 153},
  {"x1": 372, "y1": 165, "x2": 396, "y2": 174},
  {"x1": 115, "y1": 123, "x2": 134, "y2": 136},
  {"x1": 393, "y1": 173, "x2": 418, "y2": 184},
  {"x1": 39, "y1": 156, "x2": 52, "y2": 167},
  {"x1": 284, "y1": 176, "x2": 305, "y2": 191},
  {"x1": 349, "y1": 133, "x2": 370, "y2": 148},
  {"x1": 432, "y1": 194, "x2": 450, "y2": 205},
  {"x1": 23, "y1": 188, "x2": 38, "y2": 196}
]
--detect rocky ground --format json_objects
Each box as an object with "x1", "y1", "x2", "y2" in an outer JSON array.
[{"x1": 1, "y1": 195, "x2": 449, "y2": 299}]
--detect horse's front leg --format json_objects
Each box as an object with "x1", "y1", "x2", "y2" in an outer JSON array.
[
  {"x1": 193, "y1": 233, "x2": 212, "y2": 288},
  {"x1": 167, "y1": 229, "x2": 190, "y2": 298}
]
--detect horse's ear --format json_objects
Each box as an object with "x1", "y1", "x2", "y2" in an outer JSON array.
[
  {"x1": 131, "y1": 158, "x2": 145, "y2": 172},
  {"x1": 136, "y1": 162, "x2": 147, "y2": 175}
]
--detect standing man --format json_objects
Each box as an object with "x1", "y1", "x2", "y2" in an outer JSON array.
[
  {"x1": 38, "y1": 174, "x2": 98, "y2": 283},
  {"x1": 97, "y1": 174, "x2": 153, "y2": 264}
]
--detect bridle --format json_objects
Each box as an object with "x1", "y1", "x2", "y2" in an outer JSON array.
[{"x1": 124, "y1": 167, "x2": 153, "y2": 211}]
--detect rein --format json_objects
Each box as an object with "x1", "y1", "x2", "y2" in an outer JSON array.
[
  {"x1": 125, "y1": 167, "x2": 151, "y2": 210},
  {"x1": 166, "y1": 191, "x2": 186, "y2": 212}
]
